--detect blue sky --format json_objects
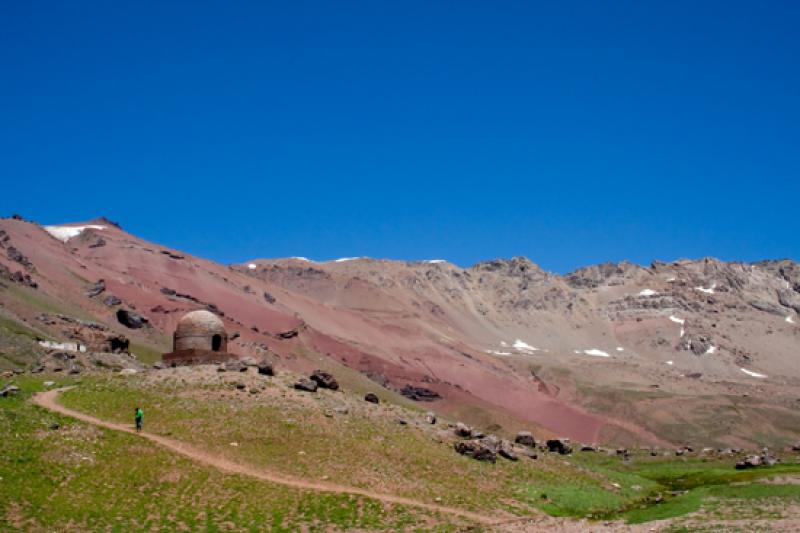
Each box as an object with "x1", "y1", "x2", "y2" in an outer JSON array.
[{"x1": 1, "y1": 1, "x2": 798, "y2": 272}]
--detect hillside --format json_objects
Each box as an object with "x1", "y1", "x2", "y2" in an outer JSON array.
[{"x1": 1, "y1": 215, "x2": 799, "y2": 448}]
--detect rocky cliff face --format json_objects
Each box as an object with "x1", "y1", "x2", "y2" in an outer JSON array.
[{"x1": 1, "y1": 215, "x2": 798, "y2": 447}]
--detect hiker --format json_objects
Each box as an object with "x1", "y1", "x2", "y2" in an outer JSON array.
[{"x1": 135, "y1": 406, "x2": 144, "y2": 432}]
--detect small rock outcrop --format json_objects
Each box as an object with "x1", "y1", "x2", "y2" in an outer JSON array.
[
  {"x1": 294, "y1": 378, "x2": 318, "y2": 392},
  {"x1": 310, "y1": 370, "x2": 339, "y2": 390},
  {"x1": 399, "y1": 385, "x2": 441, "y2": 402},
  {"x1": 454, "y1": 440, "x2": 497, "y2": 462},
  {"x1": 515, "y1": 431, "x2": 535, "y2": 447},
  {"x1": 116, "y1": 309, "x2": 149, "y2": 329},
  {"x1": 454, "y1": 422, "x2": 472, "y2": 438}
]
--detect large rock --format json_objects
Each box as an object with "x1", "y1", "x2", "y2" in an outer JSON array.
[
  {"x1": 546, "y1": 439, "x2": 572, "y2": 455},
  {"x1": 364, "y1": 392, "x2": 380, "y2": 404},
  {"x1": 257, "y1": 361, "x2": 274, "y2": 376},
  {"x1": 454, "y1": 440, "x2": 497, "y2": 462},
  {"x1": 116, "y1": 309, "x2": 149, "y2": 329},
  {"x1": 778, "y1": 289, "x2": 800, "y2": 313},
  {"x1": 0, "y1": 384, "x2": 20, "y2": 397},
  {"x1": 515, "y1": 431, "x2": 535, "y2": 447},
  {"x1": 294, "y1": 378, "x2": 318, "y2": 392},
  {"x1": 310, "y1": 370, "x2": 339, "y2": 390},
  {"x1": 425, "y1": 411, "x2": 437, "y2": 424}
]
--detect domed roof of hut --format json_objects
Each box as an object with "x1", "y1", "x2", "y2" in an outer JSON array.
[{"x1": 175, "y1": 310, "x2": 225, "y2": 337}]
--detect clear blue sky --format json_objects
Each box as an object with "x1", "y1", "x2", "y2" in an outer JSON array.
[{"x1": 2, "y1": 1, "x2": 798, "y2": 272}]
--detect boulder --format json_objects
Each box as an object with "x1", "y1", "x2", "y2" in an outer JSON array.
[
  {"x1": 581, "y1": 444, "x2": 598, "y2": 452},
  {"x1": 546, "y1": 439, "x2": 572, "y2": 455},
  {"x1": 257, "y1": 361, "x2": 274, "y2": 376},
  {"x1": 515, "y1": 431, "x2": 535, "y2": 447},
  {"x1": 735, "y1": 455, "x2": 763, "y2": 469},
  {"x1": 86, "y1": 280, "x2": 106, "y2": 298},
  {"x1": 364, "y1": 392, "x2": 380, "y2": 404},
  {"x1": 310, "y1": 370, "x2": 339, "y2": 390},
  {"x1": 240, "y1": 357, "x2": 257, "y2": 367},
  {"x1": 152, "y1": 362, "x2": 165, "y2": 370},
  {"x1": 0, "y1": 384, "x2": 20, "y2": 397},
  {"x1": 454, "y1": 440, "x2": 497, "y2": 462},
  {"x1": 425, "y1": 411, "x2": 437, "y2": 424},
  {"x1": 498, "y1": 441, "x2": 519, "y2": 461},
  {"x1": 294, "y1": 378, "x2": 318, "y2": 392},
  {"x1": 116, "y1": 309, "x2": 149, "y2": 329},
  {"x1": 454, "y1": 422, "x2": 472, "y2": 438}
]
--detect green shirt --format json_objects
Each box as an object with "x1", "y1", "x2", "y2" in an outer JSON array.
[{"x1": 135, "y1": 408, "x2": 143, "y2": 421}]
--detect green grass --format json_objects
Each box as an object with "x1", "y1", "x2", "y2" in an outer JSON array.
[
  {"x1": 0, "y1": 378, "x2": 463, "y2": 531},
  {"x1": 7, "y1": 373, "x2": 800, "y2": 530}
]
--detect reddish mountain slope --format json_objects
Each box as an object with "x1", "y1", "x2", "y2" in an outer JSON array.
[{"x1": 1, "y1": 216, "x2": 798, "y2": 447}]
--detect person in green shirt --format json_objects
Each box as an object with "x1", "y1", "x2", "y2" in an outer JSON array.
[{"x1": 135, "y1": 407, "x2": 143, "y2": 432}]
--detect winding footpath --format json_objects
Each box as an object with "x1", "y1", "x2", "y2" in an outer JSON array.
[{"x1": 33, "y1": 388, "x2": 499, "y2": 526}]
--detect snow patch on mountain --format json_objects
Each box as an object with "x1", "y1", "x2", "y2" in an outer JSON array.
[
  {"x1": 44, "y1": 225, "x2": 106, "y2": 242},
  {"x1": 512, "y1": 339, "x2": 539, "y2": 352},
  {"x1": 695, "y1": 283, "x2": 717, "y2": 294},
  {"x1": 741, "y1": 368, "x2": 767, "y2": 378},
  {"x1": 581, "y1": 349, "x2": 611, "y2": 358},
  {"x1": 638, "y1": 289, "x2": 657, "y2": 296},
  {"x1": 247, "y1": 263, "x2": 257, "y2": 270},
  {"x1": 669, "y1": 315, "x2": 685, "y2": 325}
]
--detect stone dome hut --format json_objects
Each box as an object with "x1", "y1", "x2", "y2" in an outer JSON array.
[
  {"x1": 173, "y1": 310, "x2": 228, "y2": 352},
  {"x1": 163, "y1": 310, "x2": 235, "y2": 366}
]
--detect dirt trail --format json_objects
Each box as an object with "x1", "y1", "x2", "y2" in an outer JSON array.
[{"x1": 33, "y1": 388, "x2": 501, "y2": 526}]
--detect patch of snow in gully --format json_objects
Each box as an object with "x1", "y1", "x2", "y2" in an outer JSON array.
[
  {"x1": 486, "y1": 350, "x2": 513, "y2": 356},
  {"x1": 787, "y1": 315, "x2": 796, "y2": 324},
  {"x1": 638, "y1": 289, "x2": 658, "y2": 296},
  {"x1": 290, "y1": 257, "x2": 312, "y2": 262},
  {"x1": 680, "y1": 328, "x2": 685, "y2": 338},
  {"x1": 705, "y1": 346, "x2": 716, "y2": 355},
  {"x1": 423, "y1": 259, "x2": 447, "y2": 264},
  {"x1": 669, "y1": 315, "x2": 685, "y2": 325},
  {"x1": 44, "y1": 225, "x2": 106, "y2": 242},
  {"x1": 332, "y1": 257, "x2": 366, "y2": 263},
  {"x1": 247, "y1": 263, "x2": 257, "y2": 270},
  {"x1": 616, "y1": 347, "x2": 624, "y2": 352},
  {"x1": 740, "y1": 368, "x2": 767, "y2": 378},
  {"x1": 665, "y1": 360, "x2": 674, "y2": 365}
]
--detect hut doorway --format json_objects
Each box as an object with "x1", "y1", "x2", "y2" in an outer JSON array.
[{"x1": 211, "y1": 334, "x2": 222, "y2": 351}]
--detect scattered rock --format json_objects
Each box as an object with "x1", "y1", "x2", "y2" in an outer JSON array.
[
  {"x1": 225, "y1": 361, "x2": 247, "y2": 372},
  {"x1": 515, "y1": 431, "x2": 535, "y2": 447},
  {"x1": 546, "y1": 439, "x2": 572, "y2": 455},
  {"x1": 49, "y1": 422, "x2": 60, "y2": 430},
  {"x1": 85, "y1": 279, "x2": 106, "y2": 298},
  {"x1": 581, "y1": 444, "x2": 598, "y2": 452},
  {"x1": 116, "y1": 309, "x2": 149, "y2": 329},
  {"x1": 454, "y1": 440, "x2": 496, "y2": 462},
  {"x1": 102, "y1": 294, "x2": 122, "y2": 307},
  {"x1": 310, "y1": 370, "x2": 339, "y2": 390},
  {"x1": 425, "y1": 411, "x2": 437, "y2": 424},
  {"x1": 0, "y1": 384, "x2": 20, "y2": 397},
  {"x1": 257, "y1": 361, "x2": 274, "y2": 376},
  {"x1": 736, "y1": 455, "x2": 763, "y2": 469},
  {"x1": 399, "y1": 384, "x2": 441, "y2": 402},
  {"x1": 294, "y1": 378, "x2": 318, "y2": 392},
  {"x1": 454, "y1": 422, "x2": 472, "y2": 438},
  {"x1": 119, "y1": 368, "x2": 138, "y2": 375},
  {"x1": 364, "y1": 392, "x2": 380, "y2": 404},
  {"x1": 152, "y1": 362, "x2": 165, "y2": 370},
  {"x1": 235, "y1": 382, "x2": 246, "y2": 390}
]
